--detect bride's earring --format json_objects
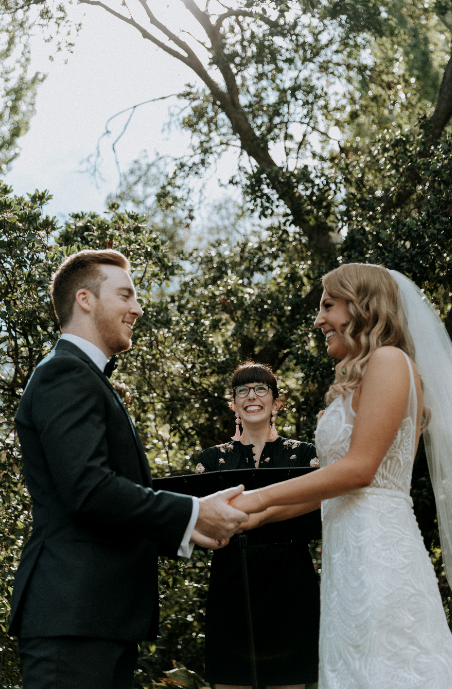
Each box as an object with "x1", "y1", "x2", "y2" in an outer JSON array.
[
  {"x1": 269, "y1": 410, "x2": 278, "y2": 440},
  {"x1": 231, "y1": 410, "x2": 242, "y2": 441}
]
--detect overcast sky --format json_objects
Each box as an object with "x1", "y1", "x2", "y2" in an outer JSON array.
[{"x1": 6, "y1": 1, "x2": 228, "y2": 222}]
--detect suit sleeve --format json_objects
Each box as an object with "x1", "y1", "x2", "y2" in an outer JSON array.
[{"x1": 28, "y1": 358, "x2": 192, "y2": 549}]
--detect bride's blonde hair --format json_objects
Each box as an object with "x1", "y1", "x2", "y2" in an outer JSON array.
[{"x1": 322, "y1": 263, "x2": 409, "y2": 405}]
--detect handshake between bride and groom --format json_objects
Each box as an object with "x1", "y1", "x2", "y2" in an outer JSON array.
[{"x1": 9, "y1": 249, "x2": 250, "y2": 689}]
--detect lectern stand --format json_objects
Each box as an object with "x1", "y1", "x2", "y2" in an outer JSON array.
[{"x1": 153, "y1": 467, "x2": 321, "y2": 689}]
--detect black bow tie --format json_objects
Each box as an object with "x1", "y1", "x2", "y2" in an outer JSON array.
[{"x1": 104, "y1": 355, "x2": 118, "y2": 378}]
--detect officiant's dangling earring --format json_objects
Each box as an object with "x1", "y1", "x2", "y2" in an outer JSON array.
[
  {"x1": 231, "y1": 410, "x2": 242, "y2": 441},
  {"x1": 269, "y1": 410, "x2": 278, "y2": 440}
]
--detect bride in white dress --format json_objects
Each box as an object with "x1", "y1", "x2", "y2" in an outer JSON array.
[{"x1": 232, "y1": 263, "x2": 452, "y2": 687}]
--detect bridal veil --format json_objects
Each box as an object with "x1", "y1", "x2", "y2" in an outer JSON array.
[{"x1": 388, "y1": 269, "x2": 452, "y2": 585}]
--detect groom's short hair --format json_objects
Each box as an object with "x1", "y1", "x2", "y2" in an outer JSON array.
[{"x1": 51, "y1": 249, "x2": 130, "y2": 327}]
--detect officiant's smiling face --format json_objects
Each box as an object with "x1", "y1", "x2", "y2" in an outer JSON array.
[
  {"x1": 90, "y1": 265, "x2": 143, "y2": 356},
  {"x1": 233, "y1": 381, "x2": 278, "y2": 427},
  {"x1": 315, "y1": 290, "x2": 350, "y2": 360}
]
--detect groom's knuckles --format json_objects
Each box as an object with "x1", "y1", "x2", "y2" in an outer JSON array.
[{"x1": 197, "y1": 496, "x2": 246, "y2": 539}]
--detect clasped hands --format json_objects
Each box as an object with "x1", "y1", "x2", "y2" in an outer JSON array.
[{"x1": 191, "y1": 485, "x2": 266, "y2": 550}]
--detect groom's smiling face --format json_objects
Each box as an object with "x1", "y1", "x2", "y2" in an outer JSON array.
[{"x1": 91, "y1": 265, "x2": 143, "y2": 356}]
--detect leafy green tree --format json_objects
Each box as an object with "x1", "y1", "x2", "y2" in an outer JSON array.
[
  {"x1": 73, "y1": 0, "x2": 452, "y2": 257},
  {"x1": 14, "y1": 0, "x2": 452, "y2": 259},
  {"x1": 63, "y1": 0, "x2": 452, "y2": 403},
  {"x1": 0, "y1": 0, "x2": 83, "y2": 173},
  {"x1": 0, "y1": 184, "x2": 59, "y2": 685},
  {"x1": 10, "y1": 0, "x2": 452, "y2": 364},
  {"x1": 0, "y1": 8, "x2": 45, "y2": 173}
]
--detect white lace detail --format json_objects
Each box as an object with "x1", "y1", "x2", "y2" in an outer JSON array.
[{"x1": 315, "y1": 352, "x2": 452, "y2": 688}]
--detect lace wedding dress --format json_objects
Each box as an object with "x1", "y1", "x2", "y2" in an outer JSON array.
[{"x1": 315, "y1": 352, "x2": 452, "y2": 688}]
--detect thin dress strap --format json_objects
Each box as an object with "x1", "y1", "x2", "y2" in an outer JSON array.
[{"x1": 400, "y1": 350, "x2": 418, "y2": 435}]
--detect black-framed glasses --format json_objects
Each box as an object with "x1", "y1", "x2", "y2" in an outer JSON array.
[{"x1": 234, "y1": 384, "x2": 271, "y2": 398}]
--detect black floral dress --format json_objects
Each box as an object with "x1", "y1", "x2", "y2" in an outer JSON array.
[{"x1": 195, "y1": 436, "x2": 320, "y2": 686}]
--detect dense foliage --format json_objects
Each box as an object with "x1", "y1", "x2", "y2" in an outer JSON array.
[
  {"x1": 73, "y1": 0, "x2": 452, "y2": 268},
  {"x1": 2, "y1": 0, "x2": 452, "y2": 686},
  {"x1": 0, "y1": 8, "x2": 44, "y2": 173}
]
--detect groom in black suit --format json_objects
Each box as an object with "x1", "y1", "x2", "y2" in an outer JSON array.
[{"x1": 9, "y1": 249, "x2": 247, "y2": 689}]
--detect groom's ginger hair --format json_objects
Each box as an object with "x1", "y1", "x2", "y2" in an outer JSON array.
[{"x1": 51, "y1": 249, "x2": 130, "y2": 327}]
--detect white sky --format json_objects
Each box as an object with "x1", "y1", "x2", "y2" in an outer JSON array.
[{"x1": 5, "y1": 1, "x2": 233, "y2": 222}]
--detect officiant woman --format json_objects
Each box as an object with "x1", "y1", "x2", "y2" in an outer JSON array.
[{"x1": 194, "y1": 362, "x2": 320, "y2": 689}]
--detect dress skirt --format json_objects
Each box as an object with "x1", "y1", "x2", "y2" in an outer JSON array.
[
  {"x1": 319, "y1": 488, "x2": 452, "y2": 688},
  {"x1": 205, "y1": 541, "x2": 320, "y2": 685}
]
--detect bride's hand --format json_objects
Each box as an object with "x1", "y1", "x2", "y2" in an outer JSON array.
[
  {"x1": 237, "y1": 511, "x2": 267, "y2": 531},
  {"x1": 190, "y1": 528, "x2": 229, "y2": 550},
  {"x1": 229, "y1": 489, "x2": 266, "y2": 514}
]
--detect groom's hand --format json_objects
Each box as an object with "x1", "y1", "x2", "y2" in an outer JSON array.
[
  {"x1": 190, "y1": 529, "x2": 229, "y2": 550},
  {"x1": 196, "y1": 485, "x2": 248, "y2": 540}
]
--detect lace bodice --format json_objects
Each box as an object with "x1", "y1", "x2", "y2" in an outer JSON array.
[{"x1": 315, "y1": 352, "x2": 417, "y2": 496}]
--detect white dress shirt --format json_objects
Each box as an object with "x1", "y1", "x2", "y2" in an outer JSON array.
[{"x1": 60, "y1": 334, "x2": 198, "y2": 557}]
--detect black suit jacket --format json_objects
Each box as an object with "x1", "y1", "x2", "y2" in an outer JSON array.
[{"x1": 9, "y1": 339, "x2": 193, "y2": 641}]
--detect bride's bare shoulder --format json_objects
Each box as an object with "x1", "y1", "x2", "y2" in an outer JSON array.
[
  {"x1": 363, "y1": 347, "x2": 411, "y2": 386},
  {"x1": 369, "y1": 345, "x2": 406, "y2": 361}
]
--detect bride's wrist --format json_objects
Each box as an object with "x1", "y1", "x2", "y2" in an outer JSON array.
[
  {"x1": 246, "y1": 488, "x2": 267, "y2": 513},
  {"x1": 257, "y1": 487, "x2": 267, "y2": 511}
]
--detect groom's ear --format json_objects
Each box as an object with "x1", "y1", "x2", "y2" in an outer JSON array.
[{"x1": 75, "y1": 288, "x2": 95, "y2": 314}]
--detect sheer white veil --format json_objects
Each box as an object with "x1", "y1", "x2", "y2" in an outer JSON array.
[{"x1": 388, "y1": 269, "x2": 452, "y2": 584}]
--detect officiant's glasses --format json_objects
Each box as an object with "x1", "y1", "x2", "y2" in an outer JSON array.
[{"x1": 234, "y1": 384, "x2": 271, "y2": 398}]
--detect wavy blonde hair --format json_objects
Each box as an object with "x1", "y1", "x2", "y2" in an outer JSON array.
[{"x1": 322, "y1": 263, "x2": 409, "y2": 404}]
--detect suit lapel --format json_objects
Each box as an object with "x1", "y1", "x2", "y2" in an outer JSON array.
[{"x1": 55, "y1": 339, "x2": 152, "y2": 486}]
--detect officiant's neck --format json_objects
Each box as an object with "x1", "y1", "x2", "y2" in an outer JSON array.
[{"x1": 240, "y1": 421, "x2": 276, "y2": 448}]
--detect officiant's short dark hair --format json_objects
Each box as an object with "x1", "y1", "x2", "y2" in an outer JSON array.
[{"x1": 51, "y1": 249, "x2": 130, "y2": 327}]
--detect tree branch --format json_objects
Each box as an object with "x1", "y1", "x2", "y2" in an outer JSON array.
[
  {"x1": 79, "y1": 0, "x2": 190, "y2": 63},
  {"x1": 383, "y1": 48, "x2": 452, "y2": 213},
  {"x1": 181, "y1": 0, "x2": 218, "y2": 46},
  {"x1": 214, "y1": 8, "x2": 280, "y2": 31},
  {"x1": 180, "y1": 30, "x2": 209, "y2": 51},
  {"x1": 430, "y1": 52, "x2": 452, "y2": 141},
  {"x1": 79, "y1": 0, "x2": 232, "y2": 116},
  {"x1": 83, "y1": 93, "x2": 179, "y2": 182},
  {"x1": 83, "y1": 0, "x2": 335, "y2": 257},
  {"x1": 7, "y1": 0, "x2": 44, "y2": 10},
  {"x1": 439, "y1": 15, "x2": 452, "y2": 35},
  {"x1": 135, "y1": 0, "x2": 201, "y2": 61},
  {"x1": 180, "y1": 0, "x2": 243, "y2": 109}
]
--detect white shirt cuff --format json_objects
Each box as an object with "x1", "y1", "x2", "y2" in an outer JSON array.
[{"x1": 177, "y1": 496, "x2": 199, "y2": 558}]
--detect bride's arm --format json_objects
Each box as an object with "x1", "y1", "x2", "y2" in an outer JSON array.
[
  {"x1": 231, "y1": 346, "x2": 412, "y2": 514},
  {"x1": 239, "y1": 501, "x2": 321, "y2": 530}
]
